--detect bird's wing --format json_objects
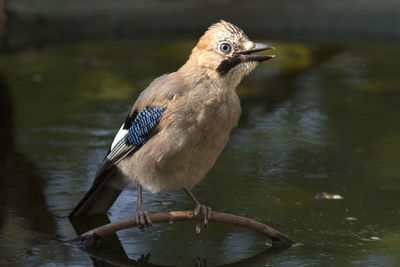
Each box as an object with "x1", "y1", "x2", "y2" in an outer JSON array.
[
  {"x1": 69, "y1": 105, "x2": 166, "y2": 217},
  {"x1": 95, "y1": 105, "x2": 166, "y2": 176}
]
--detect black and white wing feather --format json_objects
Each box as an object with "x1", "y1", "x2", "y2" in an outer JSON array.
[{"x1": 96, "y1": 105, "x2": 166, "y2": 176}]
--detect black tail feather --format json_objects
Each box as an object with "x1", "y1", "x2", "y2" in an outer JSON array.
[{"x1": 69, "y1": 168, "x2": 125, "y2": 218}]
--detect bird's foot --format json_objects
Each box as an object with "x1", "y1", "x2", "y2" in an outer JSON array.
[
  {"x1": 194, "y1": 204, "x2": 212, "y2": 225},
  {"x1": 135, "y1": 205, "x2": 152, "y2": 232}
]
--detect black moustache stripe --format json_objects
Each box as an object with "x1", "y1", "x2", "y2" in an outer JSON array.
[{"x1": 216, "y1": 56, "x2": 243, "y2": 76}]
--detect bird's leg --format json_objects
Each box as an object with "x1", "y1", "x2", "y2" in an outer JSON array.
[
  {"x1": 183, "y1": 186, "x2": 212, "y2": 225},
  {"x1": 135, "y1": 183, "x2": 151, "y2": 231}
]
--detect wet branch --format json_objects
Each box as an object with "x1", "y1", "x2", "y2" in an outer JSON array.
[{"x1": 76, "y1": 210, "x2": 296, "y2": 246}]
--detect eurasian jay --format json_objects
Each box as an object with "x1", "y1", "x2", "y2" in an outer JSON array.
[{"x1": 69, "y1": 20, "x2": 275, "y2": 231}]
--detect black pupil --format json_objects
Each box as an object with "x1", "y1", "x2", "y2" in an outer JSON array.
[{"x1": 221, "y1": 43, "x2": 230, "y2": 52}]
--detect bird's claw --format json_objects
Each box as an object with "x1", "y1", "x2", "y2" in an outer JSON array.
[
  {"x1": 135, "y1": 206, "x2": 152, "y2": 232},
  {"x1": 194, "y1": 204, "x2": 212, "y2": 226}
]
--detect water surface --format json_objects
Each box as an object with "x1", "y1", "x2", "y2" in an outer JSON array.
[{"x1": 0, "y1": 40, "x2": 399, "y2": 266}]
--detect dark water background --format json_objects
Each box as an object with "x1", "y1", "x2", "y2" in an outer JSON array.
[
  {"x1": 0, "y1": 40, "x2": 400, "y2": 266},
  {"x1": 0, "y1": 36, "x2": 400, "y2": 266}
]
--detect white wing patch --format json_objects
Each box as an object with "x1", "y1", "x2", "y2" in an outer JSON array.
[{"x1": 111, "y1": 124, "x2": 128, "y2": 150}]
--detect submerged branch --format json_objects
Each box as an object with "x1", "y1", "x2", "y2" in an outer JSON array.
[{"x1": 75, "y1": 210, "x2": 296, "y2": 247}]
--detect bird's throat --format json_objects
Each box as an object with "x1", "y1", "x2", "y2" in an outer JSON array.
[{"x1": 216, "y1": 56, "x2": 243, "y2": 76}]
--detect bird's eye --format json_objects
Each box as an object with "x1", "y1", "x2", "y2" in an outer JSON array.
[{"x1": 219, "y1": 43, "x2": 231, "y2": 53}]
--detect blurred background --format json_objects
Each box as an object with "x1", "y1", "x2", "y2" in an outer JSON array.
[{"x1": 0, "y1": 0, "x2": 399, "y2": 266}]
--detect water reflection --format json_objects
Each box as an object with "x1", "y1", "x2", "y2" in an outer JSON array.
[
  {"x1": 85, "y1": 246, "x2": 288, "y2": 267},
  {"x1": 0, "y1": 72, "x2": 65, "y2": 265}
]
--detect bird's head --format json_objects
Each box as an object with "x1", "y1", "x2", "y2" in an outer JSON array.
[{"x1": 183, "y1": 20, "x2": 275, "y2": 88}]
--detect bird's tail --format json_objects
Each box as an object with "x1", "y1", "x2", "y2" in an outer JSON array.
[{"x1": 69, "y1": 168, "x2": 125, "y2": 218}]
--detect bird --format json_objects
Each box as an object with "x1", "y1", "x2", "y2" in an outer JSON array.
[{"x1": 69, "y1": 20, "x2": 275, "y2": 231}]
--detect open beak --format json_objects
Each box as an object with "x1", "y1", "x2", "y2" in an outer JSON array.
[{"x1": 237, "y1": 43, "x2": 275, "y2": 62}]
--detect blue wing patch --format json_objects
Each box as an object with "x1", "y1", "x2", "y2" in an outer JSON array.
[{"x1": 126, "y1": 105, "x2": 166, "y2": 146}]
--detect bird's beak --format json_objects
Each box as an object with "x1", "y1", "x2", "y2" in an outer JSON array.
[{"x1": 237, "y1": 43, "x2": 275, "y2": 62}]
